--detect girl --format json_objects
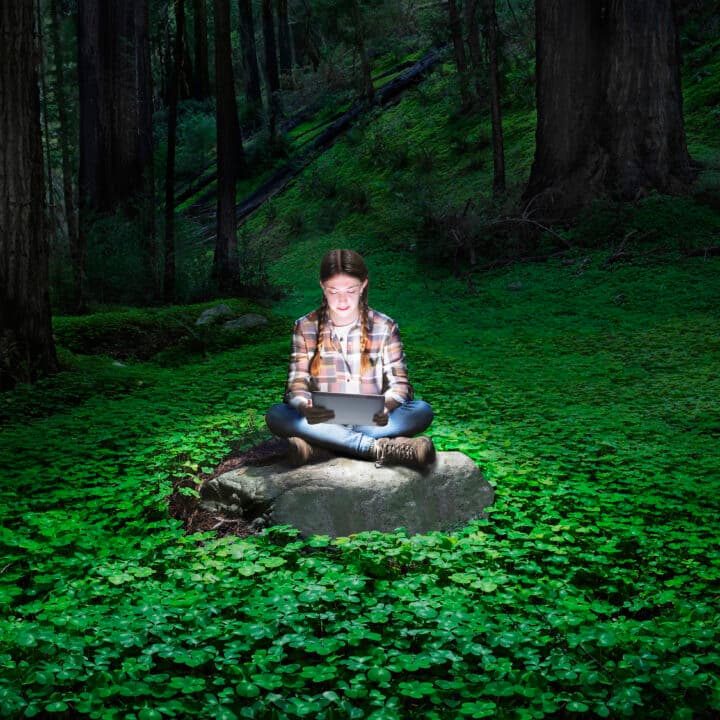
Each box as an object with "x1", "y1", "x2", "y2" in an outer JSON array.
[{"x1": 265, "y1": 249, "x2": 435, "y2": 468}]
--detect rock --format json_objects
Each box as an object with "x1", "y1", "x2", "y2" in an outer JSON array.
[
  {"x1": 200, "y1": 451, "x2": 493, "y2": 537},
  {"x1": 196, "y1": 304, "x2": 234, "y2": 325},
  {"x1": 222, "y1": 313, "x2": 268, "y2": 331}
]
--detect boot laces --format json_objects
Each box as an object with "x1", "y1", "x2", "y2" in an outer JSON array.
[{"x1": 374, "y1": 438, "x2": 416, "y2": 468}]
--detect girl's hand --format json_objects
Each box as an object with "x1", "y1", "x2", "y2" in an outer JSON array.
[
  {"x1": 373, "y1": 400, "x2": 400, "y2": 426},
  {"x1": 300, "y1": 403, "x2": 335, "y2": 424},
  {"x1": 373, "y1": 410, "x2": 389, "y2": 426}
]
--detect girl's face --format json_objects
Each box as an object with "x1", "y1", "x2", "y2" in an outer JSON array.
[{"x1": 321, "y1": 273, "x2": 367, "y2": 325}]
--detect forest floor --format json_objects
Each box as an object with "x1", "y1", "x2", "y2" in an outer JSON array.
[
  {"x1": 168, "y1": 437, "x2": 288, "y2": 538},
  {"x1": 2, "y1": 242, "x2": 719, "y2": 718}
]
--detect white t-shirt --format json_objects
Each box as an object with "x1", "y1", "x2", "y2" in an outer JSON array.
[{"x1": 332, "y1": 322, "x2": 360, "y2": 394}]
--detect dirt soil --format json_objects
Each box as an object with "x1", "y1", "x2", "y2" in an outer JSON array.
[{"x1": 167, "y1": 437, "x2": 289, "y2": 538}]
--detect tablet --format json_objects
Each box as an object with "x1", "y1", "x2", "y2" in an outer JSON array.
[{"x1": 311, "y1": 391, "x2": 385, "y2": 425}]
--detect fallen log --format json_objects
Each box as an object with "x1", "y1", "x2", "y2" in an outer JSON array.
[{"x1": 192, "y1": 45, "x2": 447, "y2": 238}]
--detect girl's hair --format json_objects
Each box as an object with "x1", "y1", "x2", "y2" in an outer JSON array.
[{"x1": 310, "y1": 249, "x2": 371, "y2": 376}]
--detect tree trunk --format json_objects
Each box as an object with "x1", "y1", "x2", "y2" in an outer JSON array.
[
  {"x1": 464, "y1": 0, "x2": 484, "y2": 100},
  {"x1": 164, "y1": 0, "x2": 185, "y2": 303},
  {"x1": 78, "y1": 0, "x2": 154, "y2": 213},
  {"x1": 213, "y1": 0, "x2": 243, "y2": 295},
  {"x1": 78, "y1": 0, "x2": 152, "y2": 212},
  {"x1": 238, "y1": 0, "x2": 263, "y2": 123},
  {"x1": 525, "y1": 0, "x2": 693, "y2": 217},
  {"x1": 50, "y1": 0, "x2": 82, "y2": 310},
  {"x1": 158, "y1": 13, "x2": 170, "y2": 106},
  {"x1": 192, "y1": 0, "x2": 210, "y2": 98},
  {"x1": 605, "y1": 1, "x2": 693, "y2": 196},
  {"x1": 350, "y1": 0, "x2": 374, "y2": 101},
  {"x1": 179, "y1": 19, "x2": 195, "y2": 100},
  {"x1": 262, "y1": 0, "x2": 281, "y2": 137},
  {"x1": 296, "y1": 0, "x2": 320, "y2": 71},
  {"x1": 0, "y1": 0, "x2": 57, "y2": 389},
  {"x1": 447, "y1": 0, "x2": 471, "y2": 107},
  {"x1": 277, "y1": 0, "x2": 293, "y2": 74},
  {"x1": 484, "y1": 0, "x2": 505, "y2": 197},
  {"x1": 37, "y1": 0, "x2": 55, "y2": 217},
  {"x1": 134, "y1": 0, "x2": 153, "y2": 179},
  {"x1": 134, "y1": 0, "x2": 157, "y2": 298}
]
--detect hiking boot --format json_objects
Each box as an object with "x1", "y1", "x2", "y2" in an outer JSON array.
[
  {"x1": 286, "y1": 437, "x2": 333, "y2": 466},
  {"x1": 372, "y1": 436, "x2": 436, "y2": 469}
]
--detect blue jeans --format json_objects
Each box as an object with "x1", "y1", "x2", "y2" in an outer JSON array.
[{"x1": 265, "y1": 400, "x2": 434, "y2": 459}]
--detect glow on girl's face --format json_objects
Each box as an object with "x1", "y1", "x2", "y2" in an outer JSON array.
[{"x1": 321, "y1": 273, "x2": 368, "y2": 324}]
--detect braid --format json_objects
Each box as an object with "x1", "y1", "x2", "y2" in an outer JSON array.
[
  {"x1": 309, "y1": 296, "x2": 328, "y2": 376},
  {"x1": 314, "y1": 248, "x2": 371, "y2": 375},
  {"x1": 359, "y1": 292, "x2": 371, "y2": 375}
]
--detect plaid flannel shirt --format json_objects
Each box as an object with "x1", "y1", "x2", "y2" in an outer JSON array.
[{"x1": 284, "y1": 307, "x2": 413, "y2": 407}]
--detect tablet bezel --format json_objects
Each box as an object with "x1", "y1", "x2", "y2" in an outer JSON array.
[{"x1": 311, "y1": 391, "x2": 385, "y2": 425}]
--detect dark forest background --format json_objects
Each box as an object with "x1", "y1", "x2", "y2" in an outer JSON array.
[
  {"x1": 2, "y1": 3, "x2": 720, "y2": 718},
  {"x1": 1, "y1": 0, "x2": 718, "y2": 389}
]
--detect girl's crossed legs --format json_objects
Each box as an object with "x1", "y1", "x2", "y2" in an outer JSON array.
[{"x1": 265, "y1": 399, "x2": 433, "y2": 459}]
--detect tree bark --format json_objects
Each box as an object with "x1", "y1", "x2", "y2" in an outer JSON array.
[
  {"x1": 78, "y1": 0, "x2": 154, "y2": 213},
  {"x1": 484, "y1": 0, "x2": 505, "y2": 197},
  {"x1": 277, "y1": 0, "x2": 293, "y2": 74},
  {"x1": 50, "y1": 0, "x2": 82, "y2": 310},
  {"x1": 134, "y1": 0, "x2": 157, "y2": 297},
  {"x1": 262, "y1": 0, "x2": 281, "y2": 137},
  {"x1": 350, "y1": 0, "x2": 374, "y2": 101},
  {"x1": 164, "y1": 0, "x2": 185, "y2": 303},
  {"x1": 37, "y1": 0, "x2": 54, "y2": 217},
  {"x1": 447, "y1": 0, "x2": 471, "y2": 107},
  {"x1": 179, "y1": 17, "x2": 195, "y2": 100},
  {"x1": 213, "y1": 0, "x2": 243, "y2": 295},
  {"x1": 464, "y1": 0, "x2": 484, "y2": 100},
  {"x1": 0, "y1": 0, "x2": 57, "y2": 389},
  {"x1": 192, "y1": 0, "x2": 210, "y2": 98},
  {"x1": 605, "y1": 1, "x2": 693, "y2": 196},
  {"x1": 295, "y1": 0, "x2": 320, "y2": 71},
  {"x1": 238, "y1": 0, "x2": 263, "y2": 122},
  {"x1": 525, "y1": 0, "x2": 693, "y2": 217}
]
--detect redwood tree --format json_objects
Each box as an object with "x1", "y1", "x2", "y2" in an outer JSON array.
[
  {"x1": 164, "y1": 0, "x2": 185, "y2": 302},
  {"x1": 464, "y1": 0, "x2": 484, "y2": 100},
  {"x1": 50, "y1": 0, "x2": 81, "y2": 309},
  {"x1": 277, "y1": 0, "x2": 293, "y2": 74},
  {"x1": 448, "y1": 0, "x2": 471, "y2": 107},
  {"x1": 262, "y1": 0, "x2": 282, "y2": 136},
  {"x1": 0, "y1": 0, "x2": 57, "y2": 389},
  {"x1": 238, "y1": 0, "x2": 263, "y2": 121},
  {"x1": 78, "y1": 0, "x2": 153, "y2": 213},
  {"x1": 192, "y1": 0, "x2": 211, "y2": 98},
  {"x1": 213, "y1": 0, "x2": 243, "y2": 294},
  {"x1": 525, "y1": 0, "x2": 693, "y2": 216},
  {"x1": 352, "y1": 0, "x2": 374, "y2": 101},
  {"x1": 484, "y1": 0, "x2": 505, "y2": 197}
]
